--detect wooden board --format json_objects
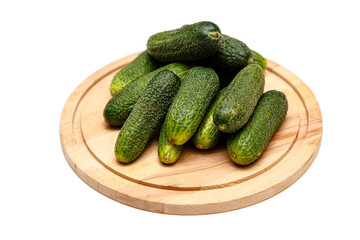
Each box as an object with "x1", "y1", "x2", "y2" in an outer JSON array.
[{"x1": 60, "y1": 52, "x2": 322, "y2": 215}]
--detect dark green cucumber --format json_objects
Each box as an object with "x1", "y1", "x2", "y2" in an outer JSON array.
[
  {"x1": 208, "y1": 35, "x2": 253, "y2": 73},
  {"x1": 165, "y1": 66, "x2": 220, "y2": 145},
  {"x1": 115, "y1": 70, "x2": 181, "y2": 163},
  {"x1": 214, "y1": 64, "x2": 265, "y2": 133},
  {"x1": 147, "y1": 21, "x2": 222, "y2": 62},
  {"x1": 192, "y1": 88, "x2": 227, "y2": 149},
  {"x1": 227, "y1": 90, "x2": 288, "y2": 165},
  {"x1": 158, "y1": 124, "x2": 183, "y2": 164},
  {"x1": 110, "y1": 51, "x2": 159, "y2": 95},
  {"x1": 110, "y1": 51, "x2": 160, "y2": 95},
  {"x1": 251, "y1": 50, "x2": 267, "y2": 70},
  {"x1": 191, "y1": 35, "x2": 252, "y2": 88},
  {"x1": 104, "y1": 63, "x2": 191, "y2": 127}
]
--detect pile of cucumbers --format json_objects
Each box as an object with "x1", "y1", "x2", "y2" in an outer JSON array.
[{"x1": 103, "y1": 21, "x2": 288, "y2": 166}]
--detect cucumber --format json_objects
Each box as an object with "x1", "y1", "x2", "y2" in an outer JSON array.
[
  {"x1": 192, "y1": 88, "x2": 227, "y2": 149},
  {"x1": 227, "y1": 90, "x2": 288, "y2": 165},
  {"x1": 147, "y1": 21, "x2": 222, "y2": 62},
  {"x1": 208, "y1": 35, "x2": 253, "y2": 73},
  {"x1": 114, "y1": 70, "x2": 181, "y2": 163},
  {"x1": 213, "y1": 64, "x2": 265, "y2": 133},
  {"x1": 158, "y1": 124, "x2": 183, "y2": 164},
  {"x1": 191, "y1": 35, "x2": 252, "y2": 88},
  {"x1": 165, "y1": 66, "x2": 220, "y2": 145},
  {"x1": 103, "y1": 63, "x2": 191, "y2": 127},
  {"x1": 251, "y1": 50, "x2": 267, "y2": 70},
  {"x1": 110, "y1": 51, "x2": 160, "y2": 95}
]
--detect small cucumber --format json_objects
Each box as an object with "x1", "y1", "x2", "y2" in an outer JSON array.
[
  {"x1": 110, "y1": 51, "x2": 160, "y2": 95},
  {"x1": 192, "y1": 88, "x2": 227, "y2": 149},
  {"x1": 115, "y1": 70, "x2": 181, "y2": 163},
  {"x1": 104, "y1": 63, "x2": 191, "y2": 127},
  {"x1": 227, "y1": 90, "x2": 288, "y2": 165},
  {"x1": 158, "y1": 124, "x2": 183, "y2": 164},
  {"x1": 251, "y1": 50, "x2": 267, "y2": 70},
  {"x1": 165, "y1": 66, "x2": 220, "y2": 145},
  {"x1": 147, "y1": 21, "x2": 222, "y2": 62},
  {"x1": 192, "y1": 35, "x2": 252, "y2": 87},
  {"x1": 208, "y1": 35, "x2": 253, "y2": 73},
  {"x1": 214, "y1": 64, "x2": 265, "y2": 133}
]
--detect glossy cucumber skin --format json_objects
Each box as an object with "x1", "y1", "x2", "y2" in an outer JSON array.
[
  {"x1": 103, "y1": 63, "x2": 191, "y2": 127},
  {"x1": 214, "y1": 64, "x2": 265, "y2": 133},
  {"x1": 251, "y1": 50, "x2": 267, "y2": 70},
  {"x1": 110, "y1": 51, "x2": 160, "y2": 96},
  {"x1": 147, "y1": 21, "x2": 222, "y2": 62},
  {"x1": 158, "y1": 124, "x2": 183, "y2": 164},
  {"x1": 114, "y1": 70, "x2": 181, "y2": 163},
  {"x1": 208, "y1": 35, "x2": 253, "y2": 73},
  {"x1": 192, "y1": 88, "x2": 227, "y2": 149},
  {"x1": 165, "y1": 66, "x2": 220, "y2": 145},
  {"x1": 227, "y1": 90, "x2": 288, "y2": 165}
]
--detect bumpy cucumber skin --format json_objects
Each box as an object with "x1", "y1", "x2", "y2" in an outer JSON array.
[
  {"x1": 214, "y1": 64, "x2": 265, "y2": 133},
  {"x1": 115, "y1": 70, "x2": 181, "y2": 163},
  {"x1": 165, "y1": 66, "x2": 220, "y2": 145},
  {"x1": 191, "y1": 35, "x2": 252, "y2": 88},
  {"x1": 227, "y1": 90, "x2": 288, "y2": 165},
  {"x1": 209, "y1": 35, "x2": 253, "y2": 73},
  {"x1": 251, "y1": 50, "x2": 267, "y2": 70},
  {"x1": 192, "y1": 88, "x2": 227, "y2": 149},
  {"x1": 103, "y1": 63, "x2": 191, "y2": 127},
  {"x1": 147, "y1": 21, "x2": 222, "y2": 62},
  {"x1": 110, "y1": 51, "x2": 160, "y2": 96},
  {"x1": 158, "y1": 124, "x2": 183, "y2": 164}
]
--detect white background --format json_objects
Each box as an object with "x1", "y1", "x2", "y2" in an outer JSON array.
[{"x1": 1, "y1": 0, "x2": 359, "y2": 239}]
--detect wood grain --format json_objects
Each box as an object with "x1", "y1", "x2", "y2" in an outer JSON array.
[{"x1": 60, "y1": 52, "x2": 322, "y2": 215}]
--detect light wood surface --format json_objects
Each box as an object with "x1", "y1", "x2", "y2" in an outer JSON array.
[{"x1": 60, "y1": 52, "x2": 323, "y2": 215}]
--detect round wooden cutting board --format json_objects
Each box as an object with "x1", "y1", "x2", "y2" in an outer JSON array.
[{"x1": 60, "y1": 52, "x2": 322, "y2": 215}]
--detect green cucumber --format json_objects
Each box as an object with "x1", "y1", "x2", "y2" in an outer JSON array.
[
  {"x1": 147, "y1": 21, "x2": 222, "y2": 62},
  {"x1": 165, "y1": 66, "x2": 220, "y2": 145},
  {"x1": 104, "y1": 63, "x2": 191, "y2": 127},
  {"x1": 251, "y1": 50, "x2": 267, "y2": 70},
  {"x1": 110, "y1": 51, "x2": 160, "y2": 95},
  {"x1": 115, "y1": 70, "x2": 181, "y2": 163},
  {"x1": 192, "y1": 88, "x2": 227, "y2": 149},
  {"x1": 214, "y1": 64, "x2": 265, "y2": 133},
  {"x1": 191, "y1": 35, "x2": 252, "y2": 87},
  {"x1": 208, "y1": 35, "x2": 253, "y2": 73},
  {"x1": 158, "y1": 124, "x2": 183, "y2": 164},
  {"x1": 227, "y1": 90, "x2": 288, "y2": 165}
]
